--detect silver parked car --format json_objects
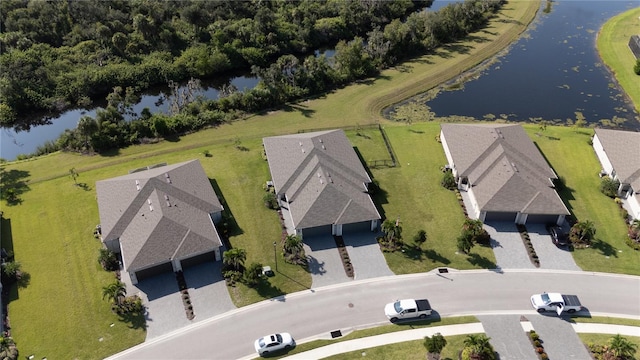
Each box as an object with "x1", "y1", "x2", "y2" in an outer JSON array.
[{"x1": 254, "y1": 332, "x2": 295, "y2": 356}]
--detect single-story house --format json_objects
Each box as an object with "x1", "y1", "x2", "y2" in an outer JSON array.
[
  {"x1": 440, "y1": 123, "x2": 570, "y2": 225},
  {"x1": 263, "y1": 129, "x2": 381, "y2": 238},
  {"x1": 592, "y1": 128, "x2": 640, "y2": 220},
  {"x1": 96, "y1": 160, "x2": 224, "y2": 284}
]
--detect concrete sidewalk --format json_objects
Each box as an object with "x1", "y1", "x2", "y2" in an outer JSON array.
[{"x1": 277, "y1": 321, "x2": 640, "y2": 360}]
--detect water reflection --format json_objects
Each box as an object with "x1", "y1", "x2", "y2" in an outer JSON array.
[{"x1": 417, "y1": 1, "x2": 639, "y2": 129}]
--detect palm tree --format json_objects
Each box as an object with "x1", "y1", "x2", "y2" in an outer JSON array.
[
  {"x1": 223, "y1": 248, "x2": 247, "y2": 271},
  {"x1": 284, "y1": 235, "x2": 304, "y2": 257},
  {"x1": 607, "y1": 334, "x2": 637, "y2": 359},
  {"x1": 571, "y1": 220, "x2": 596, "y2": 244},
  {"x1": 463, "y1": 334, "x2": 495, "y2": 360},
  {"x1": 382, "y1": 218, "x2": 402, "y2": 242},
  {"x1": 102, "y1": 280, "x2": 126, "y2": 306}
]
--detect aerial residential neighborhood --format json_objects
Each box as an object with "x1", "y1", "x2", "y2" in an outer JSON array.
[{"x1": 0, "y1": 1, "x2": 639, "y2": 360}]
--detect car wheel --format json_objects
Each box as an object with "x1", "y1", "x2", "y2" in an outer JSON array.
[
  {"x1": 419, "y1": 314, "x2": 427, "y2": 319},
  {"x1": 537, "y1": 308, "x2": 545, "y2": 313},
  {"x1": 284, "y1": 345, "x2": 291, "y2": 350},
  {"x1": 568, "y1": 309, "x2": 576, "y2": 313},
  {"x1": 390, "y1": 317, "x2": 398, "y2": 323}
]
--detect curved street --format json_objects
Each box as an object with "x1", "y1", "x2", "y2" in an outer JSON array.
[{"x1": 107, "y1": 269, "x2": 640, "y2": 360}]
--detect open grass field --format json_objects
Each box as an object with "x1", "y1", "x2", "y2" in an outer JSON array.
[
  {"x1": 597, "y1": 7, "x2": 640, "y2": 115},
  {"x1": 8, "y1": 0, "x2": 640, "y2": 358}
]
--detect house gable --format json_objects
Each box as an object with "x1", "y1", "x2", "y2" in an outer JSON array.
[
  {"x1": 96, "y1": 160, "x2": 223, "y2": 273},
  {"x1": 440, "y1": 123, "x2": 569, "y2": 218},
  {"x1": 263, "y1": 130, "x2": 380, "y2": 232}
]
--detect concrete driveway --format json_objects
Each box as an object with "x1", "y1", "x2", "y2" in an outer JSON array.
[
  {"x1": 484, "y1": 222, "x2": 580, "y2": 271},
  {"x1": 343, "y1": 232, "x2": 394, "y2": 280},
  {"x1": 304, "y1": 231, "x2": 393, "y2": 288},
  {"x1": 125, "y1": 261, "x2": 235, "y2": 340}
]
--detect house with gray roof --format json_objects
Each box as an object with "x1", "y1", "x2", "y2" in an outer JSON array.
[
  {"x1": 96, "y1": 160, "x2": 224, "y2": 284},
  {"x1": 263, "y1": 129, "x2": 380, "y2": 238},
  {"x1": 440, "y1": 123, "x2": 569, "y2": 225},
  {"x1": 592, "y1": 128, "x2": 640, "y2": 220}
]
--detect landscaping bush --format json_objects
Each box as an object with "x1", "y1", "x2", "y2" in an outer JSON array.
[
  {"x1": 262, "y1": 192, "x2": 279, "y2": 210},
  {"x1": 441, "y1": 171, "x2": 456, "y2": 190},
  {"x1": 599, "y1": 176, "x2": 619, "y2": 198},
  {"x1": 98, "y1": 248, "x2": 120, "y2": 271},
  {"x1": 570, "y1": 220, "x2": 596, "y2": 247}
]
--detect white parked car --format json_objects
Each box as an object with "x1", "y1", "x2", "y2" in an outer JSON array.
[{"x1": 254, "y1": 332, "x2": 295, "y2": 356}]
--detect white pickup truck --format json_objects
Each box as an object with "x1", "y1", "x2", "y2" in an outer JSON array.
[
  {"x1": 530, "y1": 292, "x2": 583, "y2": 315},
  {"x1": 384, "y1": 299, "x2": 432, "y2": 323}
]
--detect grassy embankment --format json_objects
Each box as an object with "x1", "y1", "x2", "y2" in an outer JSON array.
[{"x1": 597, "y1": 6, "x2": 640, "y2": 115}]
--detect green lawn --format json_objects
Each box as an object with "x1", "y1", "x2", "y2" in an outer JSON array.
[
  {"x1": 323, "y1": 334, "x2": 470, "y2": 360},
  {"x1": 597, "y1": 7, "x2": 640, "y2": 115},
  {"x1": 523, "y1": 125, "x2": 640, "y2": 275}
]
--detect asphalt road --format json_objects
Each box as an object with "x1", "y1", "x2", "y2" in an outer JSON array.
[{"x1": 107, "y1": 269, "x2": 640, "y2": 360}]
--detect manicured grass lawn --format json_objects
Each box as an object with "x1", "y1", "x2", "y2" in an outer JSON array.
[
  {"x1": 284, "y1": 316, "x2": 479, "y2": 357},
  {"x1": 323, "y1": 334, "x2": 470, "y2": 360},
  {"x1": 597, "y1": 7, "x2": 640, "y2": 115},
  {"x1": 578, "y1": 334, "x2": 640, "y2": 358},
  {"x1": 523, "y1": 125, "x2": 640, "y2": 275},
  {"x1": 371, "y1": 123, "x2": 497, "y2": 273}
]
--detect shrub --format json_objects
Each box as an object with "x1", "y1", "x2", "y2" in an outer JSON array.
[
  {"x1": 634, "y1": 59, "x2": 640, "y2": 75},
  {"x1": 262, "y1": 192, "x2": 279, "y2": 210},
  {"x1": 242, "y1": 262, "x2": 264, "y2": 287},
  {"x1": 98, "y1": 248, "x2": 120, "y2": 271},
  {"x1": 413, "y1": 230, "x2": 427, "y2": 246},
  {"x1": 441, "y1": 171, "x2": 456, "y2": 190},
  {"x1": 599, "y1": 176, "x2": 619, "y2": 198}
]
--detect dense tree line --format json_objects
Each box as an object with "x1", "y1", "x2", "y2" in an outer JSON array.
[
  {"x1": 6, "y1": 0, "x2": 505, "y2": 158},
  {"x1": 0, "y1": 0, "x2": 432, "y2": 124}
]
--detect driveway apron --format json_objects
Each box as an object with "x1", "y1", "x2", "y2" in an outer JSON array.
[
  {"x1": 125, "y1": 261, "x2": 235, "y2": 340},
  {"x1": 304, "y1": 234, "x2": 351, "y2": 288},
  {"x1": 484, "y1": 222, "x2": 536, "y2": 269},
  {"x1": 528, "y1": 314, "x2": 593, "y2": 359},
  {"x1": 343, "y1": 232, "x2": 394, "y2": 280},
  {"x1": 526, "y1": 223, "x2": 581, "y2": 271},
  {"x1": 477, "y1": 315, "x2": 538, "y2": 360}
]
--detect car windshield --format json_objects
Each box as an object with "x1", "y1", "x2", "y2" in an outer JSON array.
[
  {"x1": 275, "y1": 334, "x2": 282, "y2": 343},
  {"x1": 258, "y1": 337, "x2": 266, "y2": 347},
  {"x1": 394, "y1": 301, "x2": 403, "y2": 313},
  {"x1": 541, "y1": 293, "x2": 550, "y2": 303}
]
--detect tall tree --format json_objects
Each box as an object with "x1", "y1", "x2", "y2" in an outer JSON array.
[{"x1": 223, "y1": 248, "x2": 247, "y2": 271}]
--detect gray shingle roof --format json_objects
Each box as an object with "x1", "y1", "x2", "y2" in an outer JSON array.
[
  {"x1": 263, "y1": 130, "x2": 380, "y2": 229},
  {"x1": 594, "y1": 128, "x2": 640, "y2": 191},
  {"x1": 441, "y1": 123, "x2": 569, "y2": 215},
  {"x1": 96, "y1": 160, "x2": 223, "y2": 272}
]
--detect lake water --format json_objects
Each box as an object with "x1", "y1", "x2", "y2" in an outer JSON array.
[
  {"x1": 419, "y1": 0, "x2": 640, "y2": 127},
  {"x1": 1, "y1": 0, "x2": 638, "y2": 160}
]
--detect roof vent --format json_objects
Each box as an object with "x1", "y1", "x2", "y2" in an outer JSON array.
[
  {"x1": 135, "y1": 180, "x2": 140, "y2": 191},
  {"x1": 164, "y1": 195, "x2": 171, "y2": 207},
  {"x1": 149, "y1": 205, "x2": 154, "y2": 212},
  {"x1": 165, "y1": 173, "x2": 171, "y2": 183},
  {"x1": 319, "y1": 138, "x2": 323, "y2": 143},
  {"x1": 320, "y1": 179, "x2": 324, "y2": 184},
  {"x1": 322, "y1": 145, "x2": 326, "y2": 150},
  {"x1": 299, "y1": 142, "x2": 303, "y2": 146},
  {"x1": 317, "y1": 172, "x2": 321, "y2": 178},
  {"x1": 511, "y1": 163, "x2": 519, "y2": 172},
  {"x1": 301, "y1": 148, "x2": 305, "y2": 153},
  {"x1": 148, "y1": 199, "x2": 152, "y2": 205}
]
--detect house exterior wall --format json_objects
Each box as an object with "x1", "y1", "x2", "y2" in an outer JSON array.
[
  {"x1": 440, "y1": 131, "x2": 457, "y2": 177},
  {"x1": 629, "y1": 193, "x2": 640, "y2": 219},
  {"x1": 592, "y1": 134, "x2": 615, "y2": 177},
  {"x1": 467, "y1": 189, "x2": 481, "y2": 219}
]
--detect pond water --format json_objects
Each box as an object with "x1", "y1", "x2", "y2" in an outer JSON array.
[
  {"x1": 0, "y1": 74, "x2": 260, "y2": 161},
  {"x1": 2, "y1": 1, "x2": 637, "y2": 160},
  {"x1": 417, "y1": 0, "x2": 640, "y2": 128}
]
